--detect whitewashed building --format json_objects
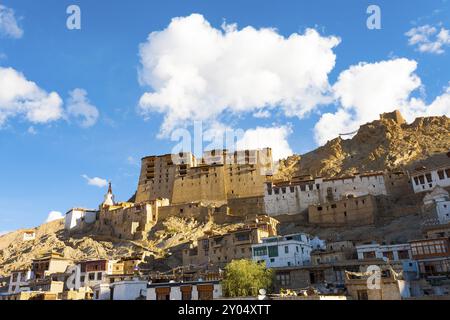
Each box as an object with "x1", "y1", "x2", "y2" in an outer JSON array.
[
  {"x1": 92, "y1": 283, "x2": 111, "y2": 300},
  {"x1": 252, "y1": 233, "x2": 312, "y2": 268},
  {"x1": 64, "y1": 208, "x2": 98, "y2": 231},
  {"x1": 409, "y1": 155, "x2": 450, "y2": 194},
  {"x1": 72, "y1": 259, "x2": 118, "y2": 290},
  {"x1": 22, "y1": 230, "x2": 36, "y2": 241},
  {"x1": 356, "y1": 243, "x2": 412, "y2": 261},
  {"x1": 8, "y1": 270, "x2": 33, "y2": 294},
  {"x1": 146, "y1": 280, "x2": 222, "y2": 300},
  {"x1": 264, "y1": 173, "x2": 388, "y2": 216},
  {"x1": 111, "y1": 280, "x2": 147, "y2": 300},
  {"x1": 423, "y1": 187, "x2": 450, "y2": 224}
]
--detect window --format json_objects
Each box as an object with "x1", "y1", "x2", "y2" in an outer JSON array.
[
  {"x1": 363, "y1": 251, "x2": 376, "y2": 259},
  {"x1": 89, "y1": 273, "x2": 95, "y2": 281},
  {"x1": 398, "y1": 250, "x2": 410, "y2": 260},
  {"x1": 285, "y1": 246, "x2": 289, "y2": 254},
  {"x1": 268, "y1": 246, "x2": 279, "y2": 258},
  {"x1": 418, "y1": 175, "x2": 425, "y2": 184},
  {"x1": 276, "y1": 273, "x2": 291, "y2": 286},
  {"x1": 425, "y1": 173, "x2": 432, "y2": 183},
  {"x1": 383, "y1": 251, "x2": 394, "y2": 260},
  {"x1": 235, "y1": 232, "x2": 250, "y2": 242},
  {"x1": 438, "y1": 170, "x2": 445, "y2": 180}
]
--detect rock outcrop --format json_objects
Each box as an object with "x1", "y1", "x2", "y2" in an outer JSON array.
[{"x1": 276, "y1": 111, "x2": 450, "y2": 179}]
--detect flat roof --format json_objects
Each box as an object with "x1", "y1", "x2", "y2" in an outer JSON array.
[{"x1": 147, "y1": 280, "x2": 220, "y2": 288}]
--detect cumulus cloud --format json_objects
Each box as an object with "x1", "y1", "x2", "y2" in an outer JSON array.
[
  {"x1": 82, "y1": 174, "x2": 108, "y2": 188},
  {"x1": 0, "y1": 4, "x2": 23, "y2": 39},
  {"x1": 405, "y1": 24, "x2": 450, "y2": 54},
  {"x1": 0, "y1": 67, "x2": 63, "y2": 126},
  {"x1": 314, "y1": 58, "x2": 450, "y2": 145},
  {"x1": 66, "y1": 88, "x2": 99, "y2": 128},
  {"x1": 45, "y1": 211, "x2": 63, "y2": 223},
  {"x1": 236, "y1": 126, "x2": 293, "y2": 160},
  {"x1": 138, "y1": 13, "x2": 340, "y2": 136}
]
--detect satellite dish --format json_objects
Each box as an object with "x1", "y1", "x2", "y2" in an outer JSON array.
[{"x1": 259, "y1": 288, "x2": 266, "y2": 295}]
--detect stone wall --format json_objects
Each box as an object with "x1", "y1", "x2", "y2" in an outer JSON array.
[{"x1": 308, "y1": 194, "x2": 377, "y2": 227}]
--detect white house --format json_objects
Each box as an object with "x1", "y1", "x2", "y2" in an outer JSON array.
[
  {"x1": 356, "y1": 243, "x2": 412, "y2": 261},
  {"x1": 410, "y1": 164, "x2": 450, "y2": 194},
  {"x1": 111, "y1": 280, "x2": 147, "y2": 300},
  {"x1": 252, "y1": 233, "x2": 312, "y2": 268},
  {"x1": 264, "y1": 173, "x2": 388, "y2": 216},
  {"x1": 310, "y1": 236, "x2": 326, "y2": 250},
  {"x1": 64, "y1": 208, "x2": 98, "y2": 231},
  {"x1": 22, "y1": 230, "x2": 36, "y2": 241},
  {"x1": 423, "y1": 187, "x2": 450, "y2": 224},
  {"x1": 66, "y1": 259, "x2": 117, "y2": 290},
  {"x1": 146, "y1": 280, "x2": 222, "y2": 300},
  {"x1": 8, "y1": 270, "x2": 33, "y2": 294},
  {"x1": 92, "y1": 283, "x2": 111, "y2": 300}
]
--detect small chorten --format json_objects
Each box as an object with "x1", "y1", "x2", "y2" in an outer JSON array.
[{"x1": 102, "y1": 181, "x2": 115, "y2": 208}]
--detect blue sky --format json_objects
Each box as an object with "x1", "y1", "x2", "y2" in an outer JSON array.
[{"x1": 0, "y1": 0, "x2": 449, "y2": 232}]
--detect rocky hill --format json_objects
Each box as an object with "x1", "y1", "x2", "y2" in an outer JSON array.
[
  {"x1": 0, "y1": 217, "x2": 241, "y2": 277},
  {"x1": 276, "y1": 111, "x2": 450, "y2": 180}
]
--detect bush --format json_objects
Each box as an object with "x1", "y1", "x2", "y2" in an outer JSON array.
[{"x1": 221, "y1": 259, "x2": 273, "y2": 297}]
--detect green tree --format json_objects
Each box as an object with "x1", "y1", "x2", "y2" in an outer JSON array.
[{"x1": 221, "y1": 259, "x2": 273, "y2": 297}]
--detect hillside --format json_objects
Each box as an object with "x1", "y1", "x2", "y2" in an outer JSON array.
[
  {"x1": 1, "y1": 110, "x2": 449, "y2": 277},
  {"x1": 0, "y1": 217, "x2": 241, "y2": 277},
  {"x1": 276, "y1": 111, "x2": 450, "y2": 179}
]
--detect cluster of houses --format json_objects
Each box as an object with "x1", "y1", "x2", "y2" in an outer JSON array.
[
  {"x1": 1, "y1": 208, "x2": 449, "y2": 300},
  {"x1": 1, "y1": 146, "x2": 449, "y2": 300}
]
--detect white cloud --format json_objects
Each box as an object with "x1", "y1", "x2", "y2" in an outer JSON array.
[
  {"x1": 313, "y1": 58, "x2": 450, "y2": 145},
  {"x1": 82, "y1": 174, "x2": 108, "y2": 188},
  {"x1": 66, "y1": 88, "x2": 99, "y2": 128},
  {"x1": 405, "y1": 24, "x2": 450, "y2": 54},
  {"x1": 0, "y1": 67, "x2": 63, "y2": 126},
  {"x1": 253, "y1": 109, "x2": 271, "y2": 118},
  {"x1": 0, "y1": 4, "x2": 23, "y2": 39},
  {"x1": 236, "y1": 125, "x2": 293, "y2": 160},
  {"x1": 27, "y1": 126, "x2": 37, "y2": 135},
  {"x1": 138, "y1": 13, "x2": 340, "y2": 136},
  {"x1": 45, "y1": 211, "x2": 63, "y2": 223}
]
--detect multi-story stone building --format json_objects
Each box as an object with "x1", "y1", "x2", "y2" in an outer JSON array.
[
  {"x1": 95, "y1": 198, "x2": 169, "y2": 240},
  {"x1": 135, "y1": 148, "x2": 273, "y2": 206},
  {"x1": 264, "y1": 172, "x2": 388, "y2": 217},
  {"x1": 308, "y1": 194, "x2": 378, "y2": 226},
  {"x1": 135, "y1": 152, "x2": 197, "y2": 203},
  {"x1": 31, "y1": 252, "x2": 71, "y2": 280},
  {"x1": 182, "y1": 215, "x2": 278, "y2": 269}
]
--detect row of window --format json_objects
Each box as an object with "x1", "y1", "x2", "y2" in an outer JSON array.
[
  {"x1": 411, "y1": 243, "x2": 448, "y2": 256},
  {"x1": 413, "y1": 168, "x2": 450, "y2": 186}
]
